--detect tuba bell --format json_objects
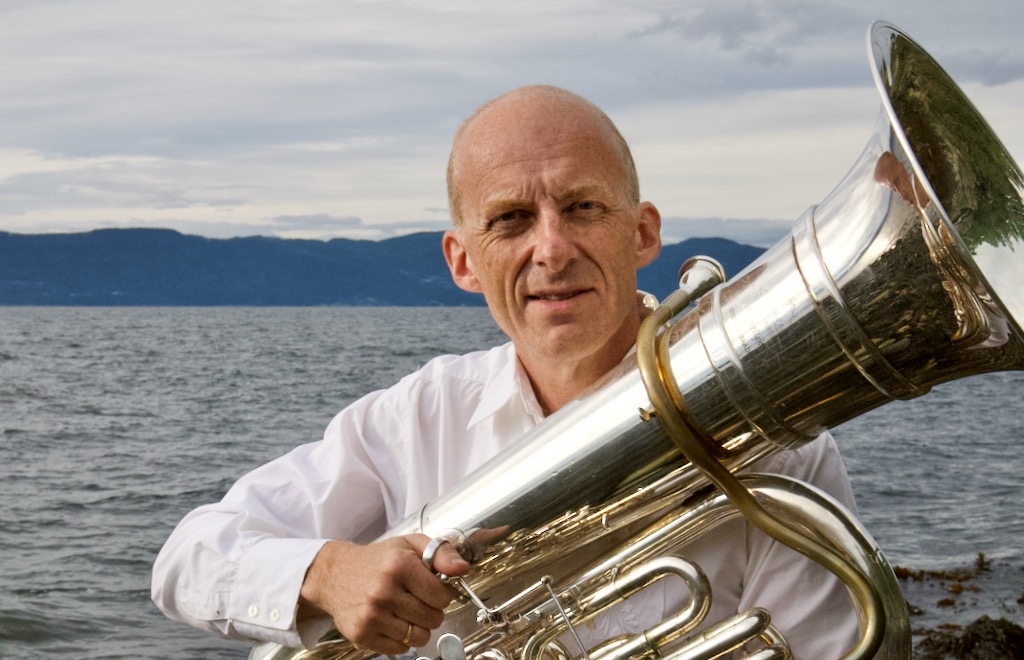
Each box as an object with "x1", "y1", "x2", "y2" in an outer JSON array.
[{"x1": 252, "y1": 20, "x2": 1024, "y2": 660}]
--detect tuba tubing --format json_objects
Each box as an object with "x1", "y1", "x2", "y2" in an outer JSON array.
[{"x1": 252, "y1": 19, "x2": 1024, "y2": 660}]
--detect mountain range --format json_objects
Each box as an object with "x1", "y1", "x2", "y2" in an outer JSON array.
[{"x1": 0, "y1": 228, "x2": 766, "y2": 306}]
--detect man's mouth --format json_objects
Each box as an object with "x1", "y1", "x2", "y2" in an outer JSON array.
[
  {"x1": 529, "y1": 291, "x2": 580, "y2": 302},
  {"x1": 526, "y1": 287, "x2": 595, "y2": 305}
]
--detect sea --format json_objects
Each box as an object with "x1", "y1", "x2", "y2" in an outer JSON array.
[{"x1": 1, "y1": 307, "x2": 1021, "y2": 659}]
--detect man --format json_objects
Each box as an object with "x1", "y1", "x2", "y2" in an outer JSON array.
[{"x1": 153, "y1": 85, "x2": 859, "y2": 657}]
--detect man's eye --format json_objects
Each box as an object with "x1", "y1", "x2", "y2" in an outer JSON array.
[
  {"x1": 490, "y1": 210, "x2": 530, "y2": 226},
  {"x1": 569, "y1": 201, "x2": 601, "y2": 214}
]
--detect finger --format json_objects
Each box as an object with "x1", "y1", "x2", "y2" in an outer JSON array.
[
  {"x1": 346, "y1": 627, "x2": 409, "y2": 656},
  {"x1": 387, "y1": 588, "x2": 447, "y2": 630},
  {"x1": 341, "y1": 610, "x2": 432, "y2": 655},
  {"x1": 468, "y1": 525, "x2": 510, "y2": 546},
  {"x1": 388, "y1": 619, "x2": 431, "y2": 649},
  {"x1": 401, "y1": 537, "x2": 469, "y2": 611},
  {"x1": 430, "y1": 540, "x2": 471, "y2": 577},
  {"x1": 407, "y1": 534, "x2": 471, "y2": 576},
  {"x1": 355, "y1": 618, "x2": 429, "y2": 654}
]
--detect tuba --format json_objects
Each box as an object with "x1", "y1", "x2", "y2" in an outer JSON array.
[{"x1": 253, "y1": 20, "x2": 1024, "y2": 660}]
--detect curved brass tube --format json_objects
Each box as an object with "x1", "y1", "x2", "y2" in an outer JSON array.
[{"x1": 635, "y1": 272, "x2": 885, "y2": 659}]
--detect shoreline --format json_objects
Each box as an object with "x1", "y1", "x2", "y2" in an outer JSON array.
[{"x1": 895, "y1": 554, "x2": 1024, "y2": 658}]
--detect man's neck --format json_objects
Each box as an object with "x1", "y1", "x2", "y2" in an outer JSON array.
[{"x1": 518, "y1": 333, "x2": 637, "y2": 415}]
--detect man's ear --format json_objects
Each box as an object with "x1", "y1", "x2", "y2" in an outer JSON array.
[
  {"x1": 635, "y1": 202, "x2": 662, "y2": 269},
  {"x1": 442, "y1": 230, "x2": 484, "y2": 293}
]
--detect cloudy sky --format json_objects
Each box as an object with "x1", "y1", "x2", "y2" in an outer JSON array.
[{"x1": 2, "y1": 0, "x2": 1022, "y2": 247}]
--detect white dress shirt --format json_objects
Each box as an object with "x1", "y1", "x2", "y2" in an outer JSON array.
[{"x1": 152, "y1": 341, "x2": 860, "y2": 657}]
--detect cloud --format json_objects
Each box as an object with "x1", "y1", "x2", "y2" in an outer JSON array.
[
  {"x1": 270, "y1": 214, "x2": 363, "y2": 231},
  {"x1": 631, "y1": 0, "x2": 860, "y2": 61},
  {"x1": 0, "y1": 1, "x2": 1020, "y2": 241},
  {"x1": 661, "y1": 216, "x2": 792, "y2": 248},
  {"x1": 0, "y1": 149, "x2": 249, "y2": 218},
  {"x1": 945, "y1": 48, "x2": 1024, "y2": 86},
  {"x1": 266, "y1": 216, "x2": 453, "y2": 240}
]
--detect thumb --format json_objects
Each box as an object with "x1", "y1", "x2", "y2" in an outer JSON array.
[
  {"x1": 431, "y1": 542, "x2": 471, "y2": 577},
  {"x1": 408, "y1": 534, "x2": 471, "y2": 577}
]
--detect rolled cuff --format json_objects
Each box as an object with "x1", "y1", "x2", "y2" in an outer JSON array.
[{"x1": 228, "y1": 537, "x2": 329, "y2": 648}]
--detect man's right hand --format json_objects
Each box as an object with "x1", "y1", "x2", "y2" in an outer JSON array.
[{"x1": 298, "y1": 535, "x2": 470, "y2": 655}]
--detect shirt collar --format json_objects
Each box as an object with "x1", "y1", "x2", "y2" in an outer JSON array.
[{"x1": 468, "y1": 343, "x2": 545, "y2": 427}]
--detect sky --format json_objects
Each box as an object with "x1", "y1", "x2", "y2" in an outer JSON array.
[{"x1": 1, "y1": 1, "x2": 1022, "y2": 248}]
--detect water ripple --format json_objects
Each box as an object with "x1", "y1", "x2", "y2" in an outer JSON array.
[{"x1": 1, "y1": 307, "x2": 1018, "y2": 657}]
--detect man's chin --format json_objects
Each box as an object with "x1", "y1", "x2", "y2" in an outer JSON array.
[{"x1": 523, "y1": 326, "x2": 600, "y2": 360}]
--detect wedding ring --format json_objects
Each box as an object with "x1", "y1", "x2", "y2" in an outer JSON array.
[{"x1": 401, "y1": 621, "x2": 414, "y2": 646}]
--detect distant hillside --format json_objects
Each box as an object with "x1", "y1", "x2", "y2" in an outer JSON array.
[{"x1": 0, "y1": 229, "x2": 765, "y2": 306}]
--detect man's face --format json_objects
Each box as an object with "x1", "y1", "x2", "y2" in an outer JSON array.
[{"x1": 443, "y1": 94, "x2": 661, "y2": 371}]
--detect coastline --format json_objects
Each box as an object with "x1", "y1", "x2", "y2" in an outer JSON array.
[{"x1": 898, "y1": 554, "x2": 1024, "y2": 657}]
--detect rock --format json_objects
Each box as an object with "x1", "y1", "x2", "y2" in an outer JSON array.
[{"x1": 914, "y1": 615, "x2": 1024, "y2": 659}]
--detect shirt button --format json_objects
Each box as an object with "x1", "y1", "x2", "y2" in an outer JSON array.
[
  {"x1": 248, "y1": 604, "x2": 260, "y2": 617},
  {"x1": 270, "y1": 608, "x2": 281, "y2": 622}
]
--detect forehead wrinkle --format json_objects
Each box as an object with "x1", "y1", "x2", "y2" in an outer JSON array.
[
  {"x1": 555, "y1": 182, "x2": 614, "y2": 204},
  {"x1": 479, "y1": 174, "x2": 615, "y2": 216},
  {"x1": 473, "y1": 134, "x2": 622, "y2": 199}
]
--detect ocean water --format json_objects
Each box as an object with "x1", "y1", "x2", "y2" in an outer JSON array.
[{"x1": 0, "y1": 307, "x2": 1021, "y2": 659}]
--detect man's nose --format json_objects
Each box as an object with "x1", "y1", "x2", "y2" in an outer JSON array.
[{"x1": 531, "y1": 208, "x2": 576, "y2": 272}]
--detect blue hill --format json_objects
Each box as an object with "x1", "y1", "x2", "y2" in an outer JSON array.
[{"x1": 0, "y1": 229, "x2": 765, "y2": 306}]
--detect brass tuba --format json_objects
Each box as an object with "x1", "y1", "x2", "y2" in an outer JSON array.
[{"x1": 252, "y1": 20, "x2": 1024, "y2": 660}]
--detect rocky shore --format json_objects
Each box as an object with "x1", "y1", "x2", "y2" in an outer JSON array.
[{"x1": 896, "y1": 554, "x2": 1024, "y2": 658}]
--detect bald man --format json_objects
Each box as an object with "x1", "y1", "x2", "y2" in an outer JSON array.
[{"x1": 153, "y1": 86, "x2": 859, "y2": 658}]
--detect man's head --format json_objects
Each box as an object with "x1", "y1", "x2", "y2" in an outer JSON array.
[
  {"x1": 442, "y1": 86, "x2": 661, "y2": 396},
  {"x1": 446, "y1": 86, "x2": 641, "y2": 226}
]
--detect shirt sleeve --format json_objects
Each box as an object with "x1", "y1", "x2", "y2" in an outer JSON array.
[{"x1": 151, "y1": 387, "x2": 409, "y2": 648}]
